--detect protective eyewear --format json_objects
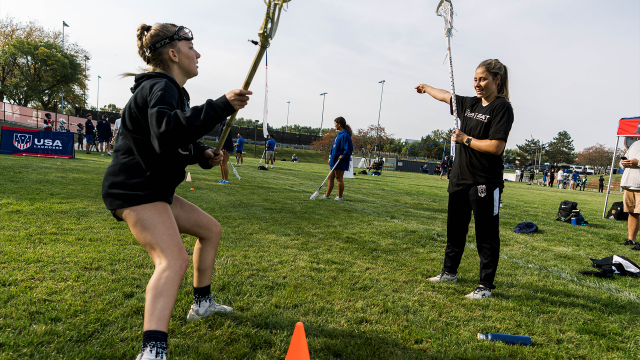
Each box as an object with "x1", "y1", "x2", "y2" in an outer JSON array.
[{"x1": 148, "y1": 26, "x2": 194, "y2": 54}]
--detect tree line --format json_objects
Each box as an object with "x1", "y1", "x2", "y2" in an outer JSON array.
[{"x1": 0, "y1": 17, "x2": 90, "y2": 115}]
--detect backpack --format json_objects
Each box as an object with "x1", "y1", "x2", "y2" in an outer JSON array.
[
  {"x1": 358, "y1": 170, "x2": 368, "y2": 175},
  {"x1": 557, "y1": 200, "x2": 578, "y2": 222},
  {"x1": 607, "y1": 201, "x2": 628, "y2": 221},
  {"x1": 258, "y1": 166, "x2": 268, "y2": 170}
]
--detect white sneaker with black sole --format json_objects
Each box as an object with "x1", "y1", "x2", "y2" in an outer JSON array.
[
  {"x1": 428, "y1": 271, "x2": 457, "y2": 282},
  {"x1": 465, "y1": 286, "x2": 492, "y2": 299},
  {"x1": 186, "y1": 298, "x2": 232, "y2": 322}
]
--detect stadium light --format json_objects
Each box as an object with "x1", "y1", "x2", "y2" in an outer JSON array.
[{"x1": 377, "y1": 80, "x2": 385, "y2": 158}]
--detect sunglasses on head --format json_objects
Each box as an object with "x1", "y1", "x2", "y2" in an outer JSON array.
[{"x1": 148, "y1": 26, "x2": 194, "y2": 54}]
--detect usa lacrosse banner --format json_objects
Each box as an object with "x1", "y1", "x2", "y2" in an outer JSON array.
[{"x1": 0, "y1": 126, "x2": 74, "y2": 158}]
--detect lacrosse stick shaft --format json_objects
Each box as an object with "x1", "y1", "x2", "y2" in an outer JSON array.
[
  {"x1": 317, "y1": 159, "x2": 341, "y2": 191},
  {"x1": 215, "y1": 43, "x2": 269, "y2": 154},
  {"x1": 445, "y1": 34, "x2": 459, "y2": 159}
]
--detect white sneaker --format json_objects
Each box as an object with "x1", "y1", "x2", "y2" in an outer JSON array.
[
  {"x1": 319, "y1": 195, "x2": 331, "y2": 199},
  {"x1": 334, "y1": 197, "x2": 343, "y2": 201},
  {"x1": 465, "y1": 286, "x2": 492, "y2": 299},
  {"x1": 136, "y1": 344, "x2": 167, "y2": 359},
  {"x1": 101, "y1": 153, "x2": 105, "y2": 156},
  {"x1": 186, "y1": 298, "x2": 232, "y2": 322},
  {"x1": 428, "y1": 271, "x2": 458, "y2": 282},
  {"x1": 108, "y1": 151, "x2": 112, "y2": 155}
]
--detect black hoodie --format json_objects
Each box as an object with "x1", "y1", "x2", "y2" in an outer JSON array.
[{"x1": 101, "y1": 72, "x2": 235, "y2": 211}]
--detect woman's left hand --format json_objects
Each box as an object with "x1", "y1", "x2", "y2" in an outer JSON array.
[
  {"x1": 204, "y1": 149, "x2": 224, "y2": 167},
  {"x1": 338, "y1": 155, "x2": 342, "y2": 160},
  {"x1": 452, "y1": 130, "x2": 468, "y2": 145}
]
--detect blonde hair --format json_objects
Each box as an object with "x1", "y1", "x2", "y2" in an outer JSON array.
[
  {"x1": 477, "y1": 59, "x2": 510, "y2": 103},
  {"x1": 122, "y1": 23, "x2": 180, "y2": 77}
]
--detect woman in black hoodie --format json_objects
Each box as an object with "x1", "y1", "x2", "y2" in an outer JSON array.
[{"x1": 101, "y1": 23, "x2": 251, "y2": 360}]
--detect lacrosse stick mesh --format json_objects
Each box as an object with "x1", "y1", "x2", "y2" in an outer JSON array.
[{"x1": 436, "y1": 0, "x2": 454, "y2": 36}]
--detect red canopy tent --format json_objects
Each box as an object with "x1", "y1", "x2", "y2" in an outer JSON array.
[{"x1": 603, "y1": 116, "x2": 640, "y2": 218}]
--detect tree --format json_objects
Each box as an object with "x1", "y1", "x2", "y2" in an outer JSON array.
[
  {"x1": 503, "y1": 148, "x2": 518, "y2": 163},
  {"x1": 309, "y1": 129, "x2": 337, "y2": 158},
  {"x1": 0, "y1": 16, "x2": 90, "y2": 111},
  {"x1": 515, "y1": 137, "x2": 545, "y2": 165},
  {"x1": 576, "y1": 143, "x2": 618, "y2": 168},
  {"x1": 546, "y1": 131, "x2": 576, "y2": 165},
  {"x1": 1, "y1": 38, "x2": 83, "y2": 111},
  {"x1": 100, "y1": 103, "x2": 122, "y2": 113},
  {"x1": 351, "y1": 125, "x2": 393, "y2": 154}
]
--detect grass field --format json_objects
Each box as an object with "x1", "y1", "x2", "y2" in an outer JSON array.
[{"x1": 0, "y1": 150, "x2": 638, "y2": 360}]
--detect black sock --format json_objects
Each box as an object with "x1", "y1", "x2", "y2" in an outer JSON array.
[
  {"x1": 141, "y1": 330, "x2": 167, "y2": 357},
  {"x1": 193, "y1": 284, "x2": 212, "y2": 306}
]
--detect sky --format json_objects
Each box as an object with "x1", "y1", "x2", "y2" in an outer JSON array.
[{"x1": 1, "y1": 0, "x2": 639, "y2": 150}]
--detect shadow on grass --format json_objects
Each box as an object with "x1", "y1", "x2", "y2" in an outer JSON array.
[{"x1": 217, "y1": 312, "x2": 513, "y2": 360}]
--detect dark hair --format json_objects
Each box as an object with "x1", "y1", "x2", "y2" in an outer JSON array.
[
  {"x1": 122, "y1": 23, "x2": 181, "y2": 77},
  {"x1": 477, "y1": 59, "x2": 510, "y2": 102},
  {"x1": 102, "y1": 114, "x2": 108, "y2": 119},
  {"x1": 86, "y1": 114, "x2": 92, "y2": 118},
  {"x1": 334, "y1": 116, "x2": 352, "y2": 135}
]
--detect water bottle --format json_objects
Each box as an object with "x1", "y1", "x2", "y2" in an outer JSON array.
[{"x1": 477, "y1": 333, "x2": 532, "y2": 346}]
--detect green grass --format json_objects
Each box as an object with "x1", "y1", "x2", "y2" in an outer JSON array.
[{"x1": 0, "y1": 152, "x2": 638, "y2": 360}]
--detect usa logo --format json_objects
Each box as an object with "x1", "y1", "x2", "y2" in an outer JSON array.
[{"x1": 13, "y1": 133, "x2": 32, "y2": 150}]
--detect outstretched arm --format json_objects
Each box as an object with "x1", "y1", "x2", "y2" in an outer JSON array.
[{"x1": 416, "y1": 84, "x2": 452, "y2": 104}]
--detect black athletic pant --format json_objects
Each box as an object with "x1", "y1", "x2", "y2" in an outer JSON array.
[
  {"x1": 443, "y1": 184, "x2": 501, "y2": 289},
  {"x1": 599, "y1": 184, "x2": 604, "y2": 192},
  {"x1": 549, "y1": 177, "x2": 555, "y2": 188}
]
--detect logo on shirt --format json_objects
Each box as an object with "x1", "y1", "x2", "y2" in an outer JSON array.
[{"x1": 465, "y1": 109, "x2": 490, "y2": 123}]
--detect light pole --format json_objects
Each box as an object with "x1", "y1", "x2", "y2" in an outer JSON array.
[
  {"x1": 286, "y1": 101, "x2": 290, "y2": 133},
  {"x1": 84, "y1": 56, "x2": 88, "y2": 106},
  {"x1": 97, "y1": 75, "x2": 101, "y2": 117},
  {"x1": 61, "y1": 21, "x2": 69, "y2": 114},
  {"x1": 319, "y1": 93, "x2": 327, "y2": 136},
  {"x1": 254, "y1": 119, "x2": 259, "y2": 157},
  {"x1": 376, "y1": 80, "x2": 385, "y2": 158}
]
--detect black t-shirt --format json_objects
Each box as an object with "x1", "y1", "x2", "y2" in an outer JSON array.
[
  {"x1": 97, "y1": 119, "x2": 112, "y2": 139},
  {"x1": 448, "y1": 95, "x2": 514, "y2": 193}
]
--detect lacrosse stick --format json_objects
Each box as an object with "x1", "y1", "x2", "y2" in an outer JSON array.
[
  {"x1": 215, "y1": 0, "x2": 291, "y2": 155},
  {"x1": 229, "y1": 160, "x2": 242, "y2": 180},
  {"x1": 258, "y1": 148, "x2": 266, "y2": 165},
  {"x1": 436, "y1": 0, "x2": 459, "y2": 159},
  {"x1": 310, "y1": 159, "x2": 341, "y2": 200}
]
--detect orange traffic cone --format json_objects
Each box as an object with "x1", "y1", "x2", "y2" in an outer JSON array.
[
  {"x1": 190, "y1": 188, "x2": 194, "y2": 191},
  {"x1": 285, "y1": 322, "x2": 310, "y2": 360},
  {"x1": 57, "y1": 162, "x2": 61, "y2": 165},
  {"x1": 186, "y1": 172, "x2": 192, "y2": 182}
]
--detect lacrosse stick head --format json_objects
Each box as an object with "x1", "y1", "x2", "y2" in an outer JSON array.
[
  {"x1": 436, "y1": 0, "x2": 454, "y2": 36},
  {"x1": 310, "y1": 189, "x2": 320, "y2": 200},
  {"x1": 260, "y1": 0, "x2": 291, "y2": 41}
]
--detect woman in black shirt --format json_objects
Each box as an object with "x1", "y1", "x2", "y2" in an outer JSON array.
[
  {"x1": 102, "y1": 23, "x2": 251, "y2": 360},
  {"x1": 416, "y1": 59, "x2": 514, "y2": 299}
]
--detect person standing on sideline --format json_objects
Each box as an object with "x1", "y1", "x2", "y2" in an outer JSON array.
[
  {"x1": 599, "y1": 175, "x2": 605, "y2": 193},
  {"x1": 43, "y1": 113, "x2": 53, "y2": 131},
  {"x1": 447, "y1": 156, "x2": 453, "y2": 179},
  {"x1": 528, "y1": 168, "x2": 535, "y2": 185},
  {"x1": 85, "y1": 114, "x2": 96, "y2": 154},
  {"x1": 218, "y1": 120, "x2": 234, "y2": 184},
  {"x1": 557, "y1": 168, "x2": 564, "y2": 189},
  {"x1": 440, "y1": 156, "x2": 449, "y2": 180},
  {"x1": 542, "y1": 168, "x2": 548, "y2": 186},
  {"x1": 570, "y1": 169, "x2": 579, "y2": 190},
  {"x1": 76, "y1": 123, "x2": 85, "y2": 151},
  {"x1": 320, "y1": 116, "x2": 353, "y2": 201},
  {"x1": 113, "y1": 110, "x2": 123, "y2": 146},
  {"x1": 620, "y1": 139, "x2": 640, "y2": 249},
  {"x1": 101, "y1": 23, "x2": 252, "y2": 360},
  {"x1": 549, "y1": 168, "x2": 556, "y2": 188},
  {"x1": 234, "y1": 133, "x2": 244, "y2": 165},
  {"x1": 417, "y1": 59, "x2": 514, "y2": 299},
  {"x1": 97, "y1": 114, "x2": 112, "y2": 156},
  {"x1": 265, "y1": 134, "x2": 276, "y2": 169},
  {"x1": 57, "y1": 119, "x2": 67, "y2": 132},
  {"x1": 519, "y1": 167, "x2": 524, "y2": 182}
]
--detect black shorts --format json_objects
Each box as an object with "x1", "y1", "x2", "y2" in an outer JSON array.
[{"x1": 236, "y1": 150, "x2": 243, "y2": 154}]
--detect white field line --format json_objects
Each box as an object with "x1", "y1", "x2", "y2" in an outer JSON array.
[{"x1": 466, "y1": 243, "x2": 640, "y2": 304}]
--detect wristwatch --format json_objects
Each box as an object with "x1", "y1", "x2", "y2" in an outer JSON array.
[{"x1": 464, "y1": 136, "x2": 473, "y2": 147}]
